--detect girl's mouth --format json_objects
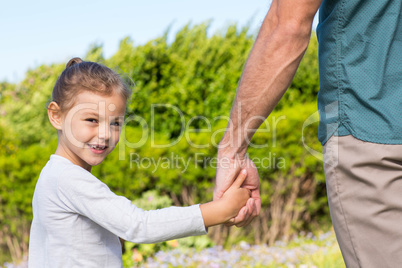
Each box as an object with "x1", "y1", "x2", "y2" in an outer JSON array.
[{"x1": 88, "y1": 144, "x2": 108, "y2": 154}]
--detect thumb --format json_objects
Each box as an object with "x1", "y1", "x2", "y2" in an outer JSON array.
[{"x1": 232, "y1": 169, "x2": 247, "y2": 188}]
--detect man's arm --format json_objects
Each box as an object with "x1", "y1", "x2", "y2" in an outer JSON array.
[{"x1": 214, "y1": 0, "x2": 323, "y2": 226}]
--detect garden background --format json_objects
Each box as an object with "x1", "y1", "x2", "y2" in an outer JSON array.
[{"x1": 0, "y1": 22, "x2": 342, "y2": 267}]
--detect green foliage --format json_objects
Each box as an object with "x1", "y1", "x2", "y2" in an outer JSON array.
[
  {"x1": 277, "y1": 35, "x2": 320, "y2": 109},
  {"x1": 0, "y1": 22, "x2": 324, "y2": 263},
  {"x1": 131, "y1": 190, "x2": 172, "y2": 211},
  {"x1": 107, "y1": 22, "x2": 254, "y2": 138},
  {"x1": 85, "y1": 43, "x2": 105, "y2": 63},
  {"x1": 0, "y1": 139, "x2": 57, "y2": 262},
  {"x1": 0, "y1": 64, "x2": 63, "y2": 146}
]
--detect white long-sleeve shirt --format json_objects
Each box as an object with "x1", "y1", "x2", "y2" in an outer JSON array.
[{"x1": 28, "y1": 154, "x2": 207, "y2": 268}]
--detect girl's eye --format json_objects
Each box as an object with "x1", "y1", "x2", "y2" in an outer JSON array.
[
  {"x1": 86, "y1": 118, "x2": 98, "y2": 123},
  {"x1": 111, "y1": 121, "x2": 121, "y2": 127}
]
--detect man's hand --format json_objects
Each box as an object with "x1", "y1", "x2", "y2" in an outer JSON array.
[{"x1": 213, "y1": 155, "x2": 261, "y2": 227}]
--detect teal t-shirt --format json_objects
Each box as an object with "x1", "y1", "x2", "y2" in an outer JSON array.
[{"x1": 317, "y1": 0, "x2": 402, "y2": 145}]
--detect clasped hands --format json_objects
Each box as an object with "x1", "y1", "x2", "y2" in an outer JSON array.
[{"x1": 213, "y1": 155, "x2": 261, "y2": 227}]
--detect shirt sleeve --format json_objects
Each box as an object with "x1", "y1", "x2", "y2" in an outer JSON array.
[{"x1": 56, "y1": 167, "x2": 207, "y2": 244}]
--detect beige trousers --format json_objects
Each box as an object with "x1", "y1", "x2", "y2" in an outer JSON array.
[{"x1": 323, "y1": 135, "x2": 402, "y2": 268}]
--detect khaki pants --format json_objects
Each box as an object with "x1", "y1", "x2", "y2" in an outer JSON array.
[{"x1": 323, "y1": 135, "x2": 402, "y2": 268}]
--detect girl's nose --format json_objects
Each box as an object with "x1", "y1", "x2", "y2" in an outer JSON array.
[{"x1": 98, "y1": 123, "x2": 111, "y2": 141}]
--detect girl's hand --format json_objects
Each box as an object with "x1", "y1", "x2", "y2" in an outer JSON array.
[
  {"x1": 225, "y1": 158, "x2": 261, "y2": 227},
  {"x1": 214, "y1": 156, "x2": 261, "y2": 228},
  {"x1": 219, "y1": 169, "x2": 251, "y2": 220}
]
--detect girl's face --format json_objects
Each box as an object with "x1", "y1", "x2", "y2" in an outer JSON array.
[{"x1": 56, "y1": 91, "x2": 126, "y2": 171}]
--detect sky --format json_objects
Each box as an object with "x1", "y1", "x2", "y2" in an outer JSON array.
[{"x1": 0, "y1": 0, "x2": 318, "y2": 83}]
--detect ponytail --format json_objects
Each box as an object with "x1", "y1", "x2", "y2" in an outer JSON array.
[{"x1": 65, "y1": 57, "x2": 83, "y2": 68}]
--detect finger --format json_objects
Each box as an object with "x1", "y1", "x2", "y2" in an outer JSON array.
[
  {"x1": 224, "y1": 205, "x2": 249, "y2": 227},
  {"x1": 232, "y1": 169, "x2": 247, "y2": 188},
  {"x1": 246, "y1": 200, "x2": 259, "y2": 225},
  {"x1": 224, "y1": 218, "x2": 235, "y2": 227},
  {"x1": 234, "y1": 210, "x2": 253, "y2": 227},
  {"x1": 224, "y1": 214, "x2": 239, "y2": 227},
  {"x1": 232, "y1": 206, "x2": 250, "y2": 226},
  {"x1": 235, "y1": 214, "x2": 254, "y2": 227},
  {"x1": 234, "y1": 199, "x2": 256, "y2": 227},
  {"x1": 236, "y1": 212, "x2": 255, "y2": 227},
  {"x1": 252, "y1": 201, "x2": 261, "y2": 216},
  {"x1": 213, "y1": 166, "x2": 242, "y2": 200},
  {"x1": 247, "y1": 198, "x2": 257, "y2": 216},
  {"x1": 250, "y1": 189, "x2": 262, "y2": 215},
  {"x1": 248, "y1": 198, "x2": 260, "y2": 221}
]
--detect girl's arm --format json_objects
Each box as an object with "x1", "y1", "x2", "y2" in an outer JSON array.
[
  {"x1": 57, "y1": 168, "x2": 207, "y2": 244},
  {"x1": 56, "y1": 164, "x2": 247, "y2": 243},
  {"x1": 200, "y1": 170, "x2": 250, "y2": 227}
]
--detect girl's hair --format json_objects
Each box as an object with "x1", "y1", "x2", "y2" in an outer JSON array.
[{"x1": 52, "y1": 57, "x2": 131, "y2": 111}]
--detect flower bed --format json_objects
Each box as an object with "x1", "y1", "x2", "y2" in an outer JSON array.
[
  {"x1": 140, "y1": 231, "x2": 344, "y2": 268},
  {"x1": 2, "y1": 231, "x2": 344, "y2": 268}
]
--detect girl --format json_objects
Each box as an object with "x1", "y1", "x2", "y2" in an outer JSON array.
[{"x1": 28, "y1": 57, "x2": 250, "y2": 267}]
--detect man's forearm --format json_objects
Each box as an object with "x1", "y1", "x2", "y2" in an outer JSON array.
[{"x1": 219, "y1": 0, "x2": 322, "y2": 158}]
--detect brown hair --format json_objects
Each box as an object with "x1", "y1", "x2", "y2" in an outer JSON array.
[{"x1": 52, "y1": 57, "x2": 131, "y2": 111}]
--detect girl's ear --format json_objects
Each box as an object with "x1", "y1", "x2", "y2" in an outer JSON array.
[{"x1": 48, "y1": 102, "x2": 63, "y2": 130}]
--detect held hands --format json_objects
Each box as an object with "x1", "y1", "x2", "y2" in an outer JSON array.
[
  {"x1": 214, "y1": 155, "x2": 261, "y2": 227},
  {"x1": 218, "y1": 169, "x2": 251, "y2": 221},
  {"x1": 200, "y1": 170, "x2": 250, "y2": 227}
]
